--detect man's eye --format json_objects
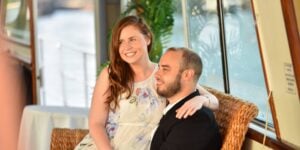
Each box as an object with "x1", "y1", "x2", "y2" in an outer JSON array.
[{"x1": 129, "y1": 38, "x2": 136, "y2": 42}]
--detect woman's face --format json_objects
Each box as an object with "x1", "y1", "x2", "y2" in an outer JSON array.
[{"x1": 118, "y1": 25, "x2": 150, "y2": 64}]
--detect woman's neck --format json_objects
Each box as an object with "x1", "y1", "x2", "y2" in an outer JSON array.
[{"x1": 130, "y1": 60, "x2": 155, "y2": 82}]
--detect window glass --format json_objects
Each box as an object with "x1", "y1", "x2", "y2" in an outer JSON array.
[
  {"x1": 37, "y1": 0, "x2": 96, "y2": 107},
  {"x1": 186, "y1": 0, "x2": 224, "y2": 91},
  {"x1": 165, "y1": 0, "x2": 185, "y2": 48},
  {"x1": 4, "y1": 0, "x2": 30, "y2": 44},
  {"x1": 223, "y1": 0, "x2": 271, "y2": 124}
]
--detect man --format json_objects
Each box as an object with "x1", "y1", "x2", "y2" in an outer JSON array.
[{"x1": 150, "y1": 47, "x2": 221, "y2": 150}]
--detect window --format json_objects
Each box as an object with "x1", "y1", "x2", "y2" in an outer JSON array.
[
  {"x1": 3, "y1": 0, "x2": 30, "y2": 44},
  {"x1": 36, "y1": 0, "x2": 96, "y2": 107},
  {"x1": 167, "y1": 0, "x2": 271, "y2": 125}
]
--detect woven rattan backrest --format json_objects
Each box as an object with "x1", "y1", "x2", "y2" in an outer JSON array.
[
  {"x1": 206, "y1": 87, "x2": 258, "y2": 150},
  {"x1": 50, "y1": 128, "x2": 89, "y2": 150}
]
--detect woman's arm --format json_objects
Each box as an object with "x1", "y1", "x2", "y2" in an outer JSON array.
[
  {"x1": 197, "y1": 85, "x2": 219, "y2": 110},
  {"x1": 176, "y1": 85, "x2": 219, "y2": 119},
  {"x1": 89, "y1": 67, "x2": 113, "y2": 150}
]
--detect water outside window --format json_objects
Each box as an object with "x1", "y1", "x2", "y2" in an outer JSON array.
[{"x1": 37, "y1": 0, "x2": 96, "y2": 107}]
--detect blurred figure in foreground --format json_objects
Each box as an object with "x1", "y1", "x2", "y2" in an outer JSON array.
[{"x1": 0, "y1": 39, "x2": 26, "y2": 150}]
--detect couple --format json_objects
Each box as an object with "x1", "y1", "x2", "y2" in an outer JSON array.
[{"x1": 75, "y1": 15, "x2": 221, "y2": 150}]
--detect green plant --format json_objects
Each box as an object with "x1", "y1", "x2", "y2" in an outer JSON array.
[{"x1": 122, "y1": 0, "x2": 175, "y2": 62}]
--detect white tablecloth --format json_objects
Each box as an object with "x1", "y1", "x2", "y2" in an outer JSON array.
[{"x1": 18, "y1": 105, "x2": 89, "y2": 150}]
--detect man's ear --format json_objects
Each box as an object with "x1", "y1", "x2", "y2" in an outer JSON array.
[{"x1": 182, "y1": 69, "x2": 194, "y2": 80}]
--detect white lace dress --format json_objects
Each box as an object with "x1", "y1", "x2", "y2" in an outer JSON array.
[{"x1": 75, "y1": 67, "x2": 166, "y2": 150}]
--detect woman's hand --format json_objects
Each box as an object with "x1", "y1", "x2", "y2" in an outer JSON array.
[
  {"x1": 176, "y1": 85, "x2": 219, "y2": 119},
  {"x1": 175, "y1": 95, "x2": 209, "y2": 119}
]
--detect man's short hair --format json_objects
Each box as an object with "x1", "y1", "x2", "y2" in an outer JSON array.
[{"x1": 166, "y1": 47, "x2": 203, "y2": 82}]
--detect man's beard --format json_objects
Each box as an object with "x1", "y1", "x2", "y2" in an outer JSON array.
[{"x1": 157, "y1": 72, "x2": 182, "y2": 98}]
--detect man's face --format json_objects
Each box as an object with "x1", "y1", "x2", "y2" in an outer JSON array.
[{"x1": 155, "y1": 51, "x2": 183, "y2": 98}]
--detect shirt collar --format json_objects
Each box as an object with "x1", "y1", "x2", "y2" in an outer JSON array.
[
  {"x1": 163, "y1": 98, "x2": 182, "y2": 115},
  {"x1": 162, "y1": 89, "x2": 198, "y2": 115}
]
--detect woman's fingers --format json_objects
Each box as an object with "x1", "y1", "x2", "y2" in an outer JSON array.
[
  {"x1": 184, "y1": 107, "x2": 197, "y2": 118},
  {"x1": 176, "y1": 101, "x2": 203, "y2": 119}
]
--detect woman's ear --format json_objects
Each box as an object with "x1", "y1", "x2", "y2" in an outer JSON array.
[
  {"x1": 146, "y1": 37, "x2": 151, "y2": 45},
  {"x1": 146, "y1": 34, "x2": 151, "y2": 45},
  {"x1": 147, "y1": 40, "x2": 151, "y2": 46}
]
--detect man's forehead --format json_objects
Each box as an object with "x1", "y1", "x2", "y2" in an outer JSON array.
[{"x1": 159, "y1": 51, "x2": 182, "y2": 67}]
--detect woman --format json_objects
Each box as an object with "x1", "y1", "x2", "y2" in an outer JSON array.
[{"x1": 75, "y1": 15, "x2": 218, "y2": 150}]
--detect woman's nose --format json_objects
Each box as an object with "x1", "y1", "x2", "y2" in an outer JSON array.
[{"x1": 121, "y1": 41, "x2": 132, "y2": 50}]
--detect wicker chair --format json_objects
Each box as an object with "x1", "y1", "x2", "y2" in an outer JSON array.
[
  {"x1": 206, "y1": 87, "x2": 258, "y2": 150},
  {"x1": 50, "y1": 88, "x2": 258, "y2": 150},
  {"x1": 50, "y1": 128, "x2": 89, "y2": 150}
]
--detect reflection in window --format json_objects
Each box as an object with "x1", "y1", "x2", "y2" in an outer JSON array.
[
  {"x1": 4, "y1": 0, "x2": 30, "y2": 44},
  {"x1": 186, "y1": 0, "x2": 224, "y2": 91}
]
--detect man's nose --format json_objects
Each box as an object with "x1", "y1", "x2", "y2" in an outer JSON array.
[{"x1": 155, "y1": 69, "x2": 161, "y2": 78}]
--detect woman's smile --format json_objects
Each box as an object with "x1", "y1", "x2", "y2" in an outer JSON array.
[{"x1": 124, "y1": 51, "x2": 137, "y2": 57}]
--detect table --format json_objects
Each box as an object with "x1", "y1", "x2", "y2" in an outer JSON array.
[{"x1": 18, "y1": 105, "x2": 89, "y2": 150}]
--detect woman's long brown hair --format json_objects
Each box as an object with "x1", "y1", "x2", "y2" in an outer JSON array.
[{"x1": 107, "y1": 16, "x2": 153, "y2": 111}]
